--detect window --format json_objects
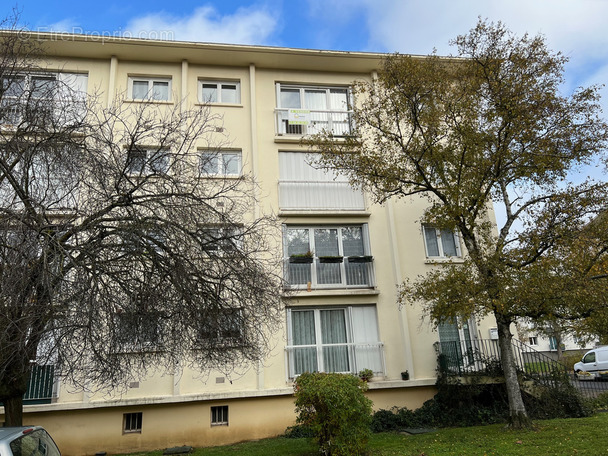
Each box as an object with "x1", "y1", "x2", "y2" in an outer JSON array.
[
  {"x1": 114, "y1": 288, "x2": 164, "y2": 352},
  {"x1": 129, "y1": 76, "x2": 171, "y2": 101},
  {"x1": 200, "y1": 150, "x2": 242, "y2": 176},
  {"x1": 422, "y1": 225, "x2": 462, "y2": 258},
  {"x1": 211, "y1": 406, "x2": 229, "y2": 425},
  {"x1": 275, "y1": 83, "x2": 352, "y2": 136},
  {"x1": 528, "y1": 336, "x2": 538, "y2": 346},
  {"x1": 1, "y1": 74, "x2": 57, "y2": 125},
  {"x1": 278, "y1": 152, "x2": 364, "y2": 210},
  {"x1": 123, "y1": 412, "x2": 143, "y2": 433},
  {"x1": 286, "y1": 306, "x2": 383, "y2": 378},
  {"x1": 126, "y1": 148, "x2": 169, "y2": 175},
  {"x1": 284, "y1": 225, "x2": 373, "y2": 289},
  {"x1": 198, "y1": 225, "x2": 242, "y2": 252},
  {"x1": 199, "y1": 81, "x2": 240, "y2": 104},
  {"x1": 115, "y1": 310, "x2": 163, "y2": 351},
  {"x1": 199, "y1": 308, "x2": 243, "y2": 346},
  {"x1": 1, "y1": 73, "x2": 87, "y2": 125},
  {"x1": 583, "y1": 351, "x2": 596, "y2": 364}
]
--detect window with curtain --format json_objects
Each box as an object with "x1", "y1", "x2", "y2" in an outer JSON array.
[
  {"x1": 422, "y1": 225, "x2": 462, "y2": 258},
  {"x1": 287, "y1": 305, "x2": 383, "y2": 377},
  {"x1": 278, "y1": 152, "x2": 365, "y2": 210},
  {"x1": 284, "y1": 225, "x2": 374, "y2": 289}
]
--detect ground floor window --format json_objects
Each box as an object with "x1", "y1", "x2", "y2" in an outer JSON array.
[
  {"x1": 211, "y1": 405, "x2": 229, "y2": 426},
  {"x1": 123, "y1": 412, "x2": 143, "y2": 433},
  {"x1": 286, "y1": 305, "x2": 383, "y2": 378}
]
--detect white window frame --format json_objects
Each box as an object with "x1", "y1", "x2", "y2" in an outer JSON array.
[
  {"x1": 211, "y1": 405, "x2": 229, "y2": 426},
  {"x1": 286, "y1": 305, "x2": 383, "y2": 378},
  {"x1": 128, "y1": 76, "x2": 172, "y2": 101},
  {"x1": 422, "y1": 225, "x2": 462, "y2": 258},
  {"x1": 199, "y1": 80, "x2": 241, "y2": 104},
  {"x1": 200, "y1": 150, "x2": 242, "y2": 177},
  {"x1": 276, "y1": 83, "x2": 351, "y2": 111},
  {"x1": 198, "y1": 225, "x2": 243, "y2": 253},
  {"x1": 529, "y1": 336, "x2": 538, "y2": 346},
  {"x1": 283, "y1": 224, "x2": 373, "y2": 289},
  {"x1": 126, "y1": 147, "x2": 170, "y2": 175}
]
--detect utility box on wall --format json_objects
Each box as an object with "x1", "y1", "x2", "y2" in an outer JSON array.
[{"x1": 489, "y1": 328, "x2": 499, "y2": 340}]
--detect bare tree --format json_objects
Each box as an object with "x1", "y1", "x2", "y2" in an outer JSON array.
[{"x1": 0, "y1": 16, "x2": 283, "y2": 426}]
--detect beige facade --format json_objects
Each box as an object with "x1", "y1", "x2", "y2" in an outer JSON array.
[{"x1": 0, "y1": 33, "x2": 499, "y2": 455}]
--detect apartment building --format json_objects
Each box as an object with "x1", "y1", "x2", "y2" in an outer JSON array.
[{"x1": 1, "y1": 33, "x2": 499, "y2": 455}]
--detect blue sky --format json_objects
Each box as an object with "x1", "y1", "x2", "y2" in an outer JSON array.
[{"x1": 13, "y1": 0, "x2": 608, "y2": 107}]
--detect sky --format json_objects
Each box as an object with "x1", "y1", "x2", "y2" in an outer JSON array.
[{"x1": 10, "y1": 0, "x2": 608, "y2": 108}]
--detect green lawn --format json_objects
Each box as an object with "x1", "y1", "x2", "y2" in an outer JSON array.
[{"x1": 124, "y1": 413, "x2": 608, "y2": 456}]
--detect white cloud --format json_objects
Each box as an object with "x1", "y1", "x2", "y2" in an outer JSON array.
[
  {"x1": 124, "y1": 5, "x2": 278, "y2": 45},
  {"x1": 339, "y1": 0, "x2": 608, "y2": 59}
]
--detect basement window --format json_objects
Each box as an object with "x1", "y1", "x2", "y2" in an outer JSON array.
[
  {"x1": 123, "y1": 412, "x2": 143, "y2": 433},
  {"x1": 211, "y1": 405, "x2": 229, "y2": 426}
]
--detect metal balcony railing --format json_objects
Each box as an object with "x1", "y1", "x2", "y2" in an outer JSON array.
[
  {"x1": 24, "y1": 364, "x2": 56, "y2": 404},
  {"x1": 284, "y1": 256, "x2": 375, "y2": 289},
  {"x1": 275, "y1": 108, "x2": 354, "y2": 137},
  {"x1": 278, "y1": 180, "x2": 365, "y2": 211},
  {"x1": 285, "y1": 342, "x2": 385, "y2": 379}
]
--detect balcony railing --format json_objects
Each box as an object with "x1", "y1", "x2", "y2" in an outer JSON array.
[
  {"x1": 285, "y1": 256, "x2": 374, "y2": 289},
  {"x1": 285, "y1": 342, "x2": 385, "y2": 379},
  {"x1": 275, "y1": 108, "x2": 353, "y2": 137},
  {"x1": 279, "y1": 180, "x2": 365, "y2": 211},
  {"x1": 24, "y1": 364, "x2": 56, "y2": 404}
]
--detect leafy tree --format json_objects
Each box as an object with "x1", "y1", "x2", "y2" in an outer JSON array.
[
  {"x1": 0, "y1": 16, "x2": 283, "y2": 425},
  {"x1": 294, "y1": 372, "x2": 372, "y2": 456},
  {"x1": 308, "y1": 20, "x2": 608, "y2": 428}
]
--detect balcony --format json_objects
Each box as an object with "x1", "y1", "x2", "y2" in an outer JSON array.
[
  {"x1": 285, "y1": 342, "x2": 385, "y2": 379},
  {"x1": 274, "y1": 108, "x2": 353, "y2": 137},
  {"x1": 24, "y1": 364, "x2": 56, "y2": 404},
  {"x1": 279, "y1": 180, "x2": 365, "y2": 211},
  {"x1": 285, "y1": 255, "x2": 374, "y2": 289}
]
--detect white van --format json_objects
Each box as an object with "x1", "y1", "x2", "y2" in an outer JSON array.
[{"x1": 574, "y1": 346, "x2": 608, "y2": 378}]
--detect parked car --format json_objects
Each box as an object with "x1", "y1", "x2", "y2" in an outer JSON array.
[
  {"x1": 574, "y1": 346, "x2": 608, "y2": 379},
  {"x1": 0, "y1": 426, "x2": 60, "y2": 456}
]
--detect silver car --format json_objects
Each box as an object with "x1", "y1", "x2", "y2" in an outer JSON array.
[{"x1": 0, "y1": 427, "x2": 60, "y2": 456}]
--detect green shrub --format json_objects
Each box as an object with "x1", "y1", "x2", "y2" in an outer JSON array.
[
  {"x1": 591, "y1": 391, "x2": 608, "y2": 410},
  {"x1": 284, "y1": 424, "x2": 315, "y2": 438},
  {"x1": 560, "y1": 351, "x2": 585, "y2": 371},
  {"x1": 294, "y1": 372, "x2": 372, "y2": 456}
]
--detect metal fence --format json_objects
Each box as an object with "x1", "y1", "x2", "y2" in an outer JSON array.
[
  {"x1": 436, "y1": 338, "x2": 607, "y2": 399},
  {"x1": 24, "y1": 364, "x2": 55, "y2": 404}
]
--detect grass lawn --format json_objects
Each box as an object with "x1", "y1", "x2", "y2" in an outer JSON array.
[
  {"x1": 124, "y1": 413, "x2": 608, "y2": 456},
  {"x1": 523, "y1": 360, "x2": 561, "y2": 374}
]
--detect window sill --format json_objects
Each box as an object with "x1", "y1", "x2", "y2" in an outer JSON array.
[
  {"x1": 283, "y1": 288, "x2": 379, "y2": 299},
  {"x1": 279, "y1": 210, "x2": 370, "y2": 217},
  {"x1": 126, "y1": 99, "x2": 174, "y2": 105},
  {"x1": 197, "y1": 102, "x2": 243, "y2": 108},
  {"x1": 424, "y1": 258, "x2": 465, "y2": 264},
  {"x1": 274, "y1": 136, "x2": 351, "y2": 144}
]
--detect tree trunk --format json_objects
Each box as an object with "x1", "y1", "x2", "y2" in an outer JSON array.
[
  {"x1": 495, "y1": 313, "x2": 531, "y2": 429},
  {"x1": 2, "y1": 394, "x2": 24, "y2": 426}
]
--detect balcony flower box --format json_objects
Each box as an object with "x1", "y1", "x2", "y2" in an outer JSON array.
[
  {"x1": 318, "y1": 256, "x2": 343, "y2": 264},
  {"x1": 289, "y1": 252, "x2": 314, "y2": 264},
  {"x1": 347, "y1": 255, "x2": 373, "y2": 263}
]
